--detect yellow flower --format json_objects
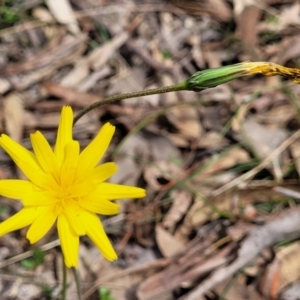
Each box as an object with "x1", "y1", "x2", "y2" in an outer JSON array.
[{"x1": 0, "y1": 106, "x2": 145, "y2": 267}]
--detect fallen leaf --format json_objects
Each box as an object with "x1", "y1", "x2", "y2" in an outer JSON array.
[
  {"x1": 60, "y1": 58, "x2": 89, "y2": 87},
  {"x1": 46, "y1": 0, "x2": 80, "y2": 35},
  {"x1": 191, "y1": 147, "x2": 249, "y2": 182},
  {"x1": 144, "y1": 161, "x2": 183, "y2": 191},
  {"x1": 0, "y1": 78, "x2": 11, "y2": 94},
  {"x1": 3, "y1": 93, "x2": 24, "y2": 142},
  {"x1": 235, "y1": 4, "x2": 261, "y2": 50},
  {"x1": 183, "y1": 208, "x2": 300, "y2": 300},
  {"x1": 242, "y1": 118, "x2": 288, "y2": 180},
  {"x1": 87, "y1": 32, "x2": 129, "y2": 70},
  {"x1": 261, "y1": 241, "x2": 300, "y2": 299},
  {"x1": 166, "y1": 105, "x2": 202, "y2": 139},
  {"x1": 163, "y1": 189, "x2": 193, "y2": 232},
  {"x1": 156, "y1": 225, "x2": 185, "y2": 258}
]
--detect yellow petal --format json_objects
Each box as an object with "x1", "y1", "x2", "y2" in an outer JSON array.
[
  {"x1": 83, "y1": 211, "x2": 117, "y2": 261},
  {"x1": 0, "y1": 135, "x2": 46, "y2": 186},
  {"x1": 60, "y1": 141, "x2": 79, "y2": 189},
  {"x1": 54, "y1": 106, "x2": 73, "y2": 166},
  {"x1": 80, "y1": 197, "x2": 120, "y2": 215},
  {"x1": 26, "y1": 207, "x2": 56, "y2": 243},
  {"x1": 57, "y1": 214, "x2": 79, "y2": 268},
  {"x1": 22, "y1": 190, "x2": 57, "y2": 206},
  {"x1": 87, "y1": 162, "x2": 118, "y2": 183},
  {"x1": 70, "y1": 180, "x2": 95, "y2": 198},
  {"x1": 0, "y1": 135, "x2": 39, "y2": 168},
  {"x1": 30, "y1": 131, "x2": 59, "y2": 173},
  {"x1": 64, "y1": 204, "x2": 86, "y2": 236},
  {"x1": 95, "y1": 183, "x2": 146, "y2": 200},
  {"x1": 0, "y1": 180, "x2": 33, "y2": 199},
  {"x1": 0, "y1": 207, "x2": 41, "y2": 237},
  {"x1": 77, "y1": 123, "x2": 115, "y2": 175}
]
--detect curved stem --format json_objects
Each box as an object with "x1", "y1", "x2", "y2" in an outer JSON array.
[
  {"x1": 72, "y1": 267, "x2": 82, "y2": 300},
  {"x1": 73, "y1": 82, "x2": 188, "y2": 125},
  {"x1": 62, "y1": 262, "x2": 67, "y2": 300}
]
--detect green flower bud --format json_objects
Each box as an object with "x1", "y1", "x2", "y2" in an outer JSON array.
[{"x1": 186, "y1": 63, "x2": 249, "y2": 91}]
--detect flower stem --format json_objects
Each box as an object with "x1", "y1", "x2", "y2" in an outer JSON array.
[
  {"x1": 62, "y1": 262, "x2": 67, "y2": 300},
  {"x1": 72, "y1": 267, "x2": 82, "y2": 300},
  {"x1": 73, "y1": 82, "x2": 188, "y2": 125},
  {"x1": 73, "y1": 62, "x2": 300, "y2": 125}
]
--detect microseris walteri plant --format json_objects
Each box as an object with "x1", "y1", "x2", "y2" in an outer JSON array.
[{"x1": 0, "y1": 106, "x2": 145, "y2": 267}]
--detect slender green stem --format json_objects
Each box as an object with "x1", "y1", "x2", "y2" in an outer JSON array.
[
  {"x1": 73, "y1": 82, "x2": 188, "y2": 125},
  {"x1": 62, "y1": 262, "x2": 67, "y2": 300},
  {"x1": 72, "y1": 267, "x2": 82, "y2": 300}
]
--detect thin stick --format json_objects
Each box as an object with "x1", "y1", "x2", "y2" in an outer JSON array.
[{"x1": 0, "y1": 239, "x2": 60, "y2": 269}]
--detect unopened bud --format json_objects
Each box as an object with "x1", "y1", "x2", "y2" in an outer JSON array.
[{"x1": 186, "y1": 62, "x2": 300, "y2": 91}]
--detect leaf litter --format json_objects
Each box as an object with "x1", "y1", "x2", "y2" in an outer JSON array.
[{"x1": 2, "y1": 1, "x2": 300, "y2": 299}]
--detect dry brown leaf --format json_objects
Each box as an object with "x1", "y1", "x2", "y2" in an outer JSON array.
[
  {"x1": 46, "y1": 0, "x2": 80, "y2": 35},
  {"x1": 110, "y1": 133, "x2": 149, "y2": 188},
  {"x1": 42, "y1": 81, "x2": 99, "y2": 106},
  {"x1": 156, "y1": 225, "x2": 185, "y2": 258},
  {"x1": 32, "y1": 7, "x2": 55, "y2": 23},
  {"x1": 242, "y1": 118, "x2": 288, "y2": 180},
  {"x1": 60, "y1": 58, "x2": 89, "y2": 87},
  {"x1": 144, "y1": 161, "x2": 182, "y2": 191},
  {"x1": 203, "y1": 50, "x2": 222, "y2": 68},
  {"x1": 166, "y1": 105, "x2": 202, "y2": 140},
  {"x1": 183, "y1": 208, "x2": 300, "y2": 300},
  {"x1": 236, "y1": 6, "x2": 261, "y2": 48},
  {"x1": 112, "y1": 132, "x2": 180, "y2": 188},
  {"x1": 0, "y1": 78, "x2": 11, "y2": 94},
  {"x1": 189, "y1": 34, "x2": 205, "y2": 69},
  {"x1": 87, "y1": 32, "x2": 129, "y2": 70},
  {"x1": 191, "y1": 147, "x2": 249, "y2": 182},
  {"x1": 147, "y1": 133, "x2": 181, "y2": 162},
  {"x1": 197, "y1": 132, "x2": 229, "y2": 149},
  {"x1": 167, "y1": 133, "x2": 189, "y2": 148},
  {"x1": 180, "y1": 199, "x2": 212, "y2": 235},
  {"x1": 255, "y1": 104, "x2": 295, "y2": 127},
  {"x1": 261, "y1": 242, "x2": 300, "y2": 299},
  {"x1": 3, "y1": 93, "x2": 24, "y2": 142},
  {"x1": 78, "y1": 67, "x2": 112, "y2": 92},
  {"x1": 163, "y1": 189, "x2": 193, "y2": 232}
]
